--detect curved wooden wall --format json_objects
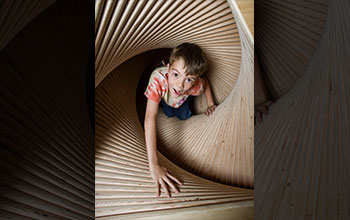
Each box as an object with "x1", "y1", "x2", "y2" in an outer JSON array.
[
  {"x1": 255, "y1": 0, "x2": 329, "y2": 99},
  {"x1": 0, "y1": 1, "x2": 94, "y2": 219},
  {"x1": 95, "y1": 50, "x2": 254, "y2": 219},
  {"x1": 95, "y1": 0, "x2": 242, "y2": 104},
  {"x1": 95, "y1": 0, "x2": 254, "y2": 218},
  {"x1": 95, "y1": 0, "x2": 253, "y2": 188},
  {"x1": 255, "y1": 0, "x2": 350, "y2": 218}
]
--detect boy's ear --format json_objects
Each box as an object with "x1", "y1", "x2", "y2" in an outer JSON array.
[{"x1": 167, "y1": 63, "x2": 170, "y2": 72}]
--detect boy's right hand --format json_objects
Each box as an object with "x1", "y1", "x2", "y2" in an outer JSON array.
[
  {"x1": 149, "y1": 164, "x2": 183, "y2": 198},
  {"x1": 204, "y1": 104, "x2": 217, "y2": 116}
]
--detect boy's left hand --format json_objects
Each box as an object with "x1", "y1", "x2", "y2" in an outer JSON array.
[{"x1": 204, "y1": 105, "x2": 217, "y2": 116}]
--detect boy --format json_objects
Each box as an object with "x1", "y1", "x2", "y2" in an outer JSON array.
[{"x1": 144, "y1": 43, "x2": 216, "y2": 198}]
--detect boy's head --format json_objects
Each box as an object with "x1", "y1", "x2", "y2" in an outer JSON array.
[
  {"x1": 169, "y1": 43, "x2": 207, "y2": 77},
  {"x1": 167, "y1": 43, "x2": 207, "y2": 98}
]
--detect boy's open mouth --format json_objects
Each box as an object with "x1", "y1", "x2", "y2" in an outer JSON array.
[{"x1": 173, "y1": 88, "x2": 181, "y2": 96}]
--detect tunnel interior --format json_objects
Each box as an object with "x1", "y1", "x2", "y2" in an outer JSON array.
[
  {"x1": 0, "y1": 0, "x2": 254, "y2": 219},
  {"x1": 95, "y1": 0, "x2": 254, "y2": 218},
  {"x1": 1, "y1": 0, "x2": 348, "y2": 219}
]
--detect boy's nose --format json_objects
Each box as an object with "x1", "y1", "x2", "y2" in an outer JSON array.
[{"x1": 177, "y1": 79, "x2": 185, "y2": 90}]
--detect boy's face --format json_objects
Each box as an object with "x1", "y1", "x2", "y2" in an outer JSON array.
[{"x1": 167, "y1": 58, "x2": 198, "y2": 99}]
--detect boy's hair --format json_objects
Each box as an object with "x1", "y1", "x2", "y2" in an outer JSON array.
[{"x1": 169, "y1": 43, "x2": 207, "y2": 76}]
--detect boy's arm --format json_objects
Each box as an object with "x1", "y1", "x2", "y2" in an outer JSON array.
[
  {"x1": 203, "y1": 79, "x2": 216, "y2": 116},
  {"x1": 144, "y1": 99, "x2": 182, "y2": 197},
  {"x1": 145, "y1": 99, "x2": 160, "y2": 167}
]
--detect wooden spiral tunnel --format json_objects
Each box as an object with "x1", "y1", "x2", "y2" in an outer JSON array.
[
  {"x1": 0, "y1": 0, "x2": 254, "y2": 219},
  {"x1": 2, "y1": 0, "x2": 346, "y2": 219},
  {"x1": 95, "y1": 0, "x2": 254, "y2": 219}
]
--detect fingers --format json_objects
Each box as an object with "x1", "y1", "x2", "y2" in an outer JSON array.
[
  {"x1": 152, "y1": 167, "x2": 183, "y2": 198},
  {"x1": 166, "y1": 169, "x2": 183, "y2": 185},
  {"x1": 262, "y1": 101, "x2": 274, "y2": 115},
  {"x1": 163, "y1": 176, "x2": 179, "y2": 193},
  {"x1": 211, "y1": 105, "x2": 216, "y2": 114},
  {"x1": 155, "y1": 181, "x2": 160, "y2": 197},
  {"x1": 207, "y1": 108, "x2": 212, "y2": 116},
  {"x1": 258, "y1": 105, "x2": 268, "y2": 115},
  {"x1": 254, "y1": 100, "x2": 275, "y2": 124},
  {"x1": 159, "y1": 179, "x2": 170, "y2": 198},
  {"x1": 166, "y1": 172, "x2": 183, "y2": 186},
  {"x1": 205, "y1": 105, "x2": 216, "y2": 116}
]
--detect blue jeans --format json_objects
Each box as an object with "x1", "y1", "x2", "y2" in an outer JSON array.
[{"x1": 161, "y1": 96, "x2": 193, "y2": 120}]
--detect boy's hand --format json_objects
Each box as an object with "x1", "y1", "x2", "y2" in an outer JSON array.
[
  {"x1": 254, "y1": 100, "x2": 275, "y2": 125},
  {"x1": 149, "y1": 164, "x2": 183, "y2": 198},
  {"x1": 204, "y1": 105, "x2": 217, "y2": 116}
]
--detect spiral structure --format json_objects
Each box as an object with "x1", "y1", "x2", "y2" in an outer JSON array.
[{"x1": 95, "y1": 0, "x2": 254, "y2": 219}]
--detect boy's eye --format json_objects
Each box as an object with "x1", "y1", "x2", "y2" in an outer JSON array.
[
  {"x1": 187, "y1": 78, "x2": 194, "y2": 83},
  {"x1": 173, "y1": 72, "x2": 178, "y2": 77}
]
